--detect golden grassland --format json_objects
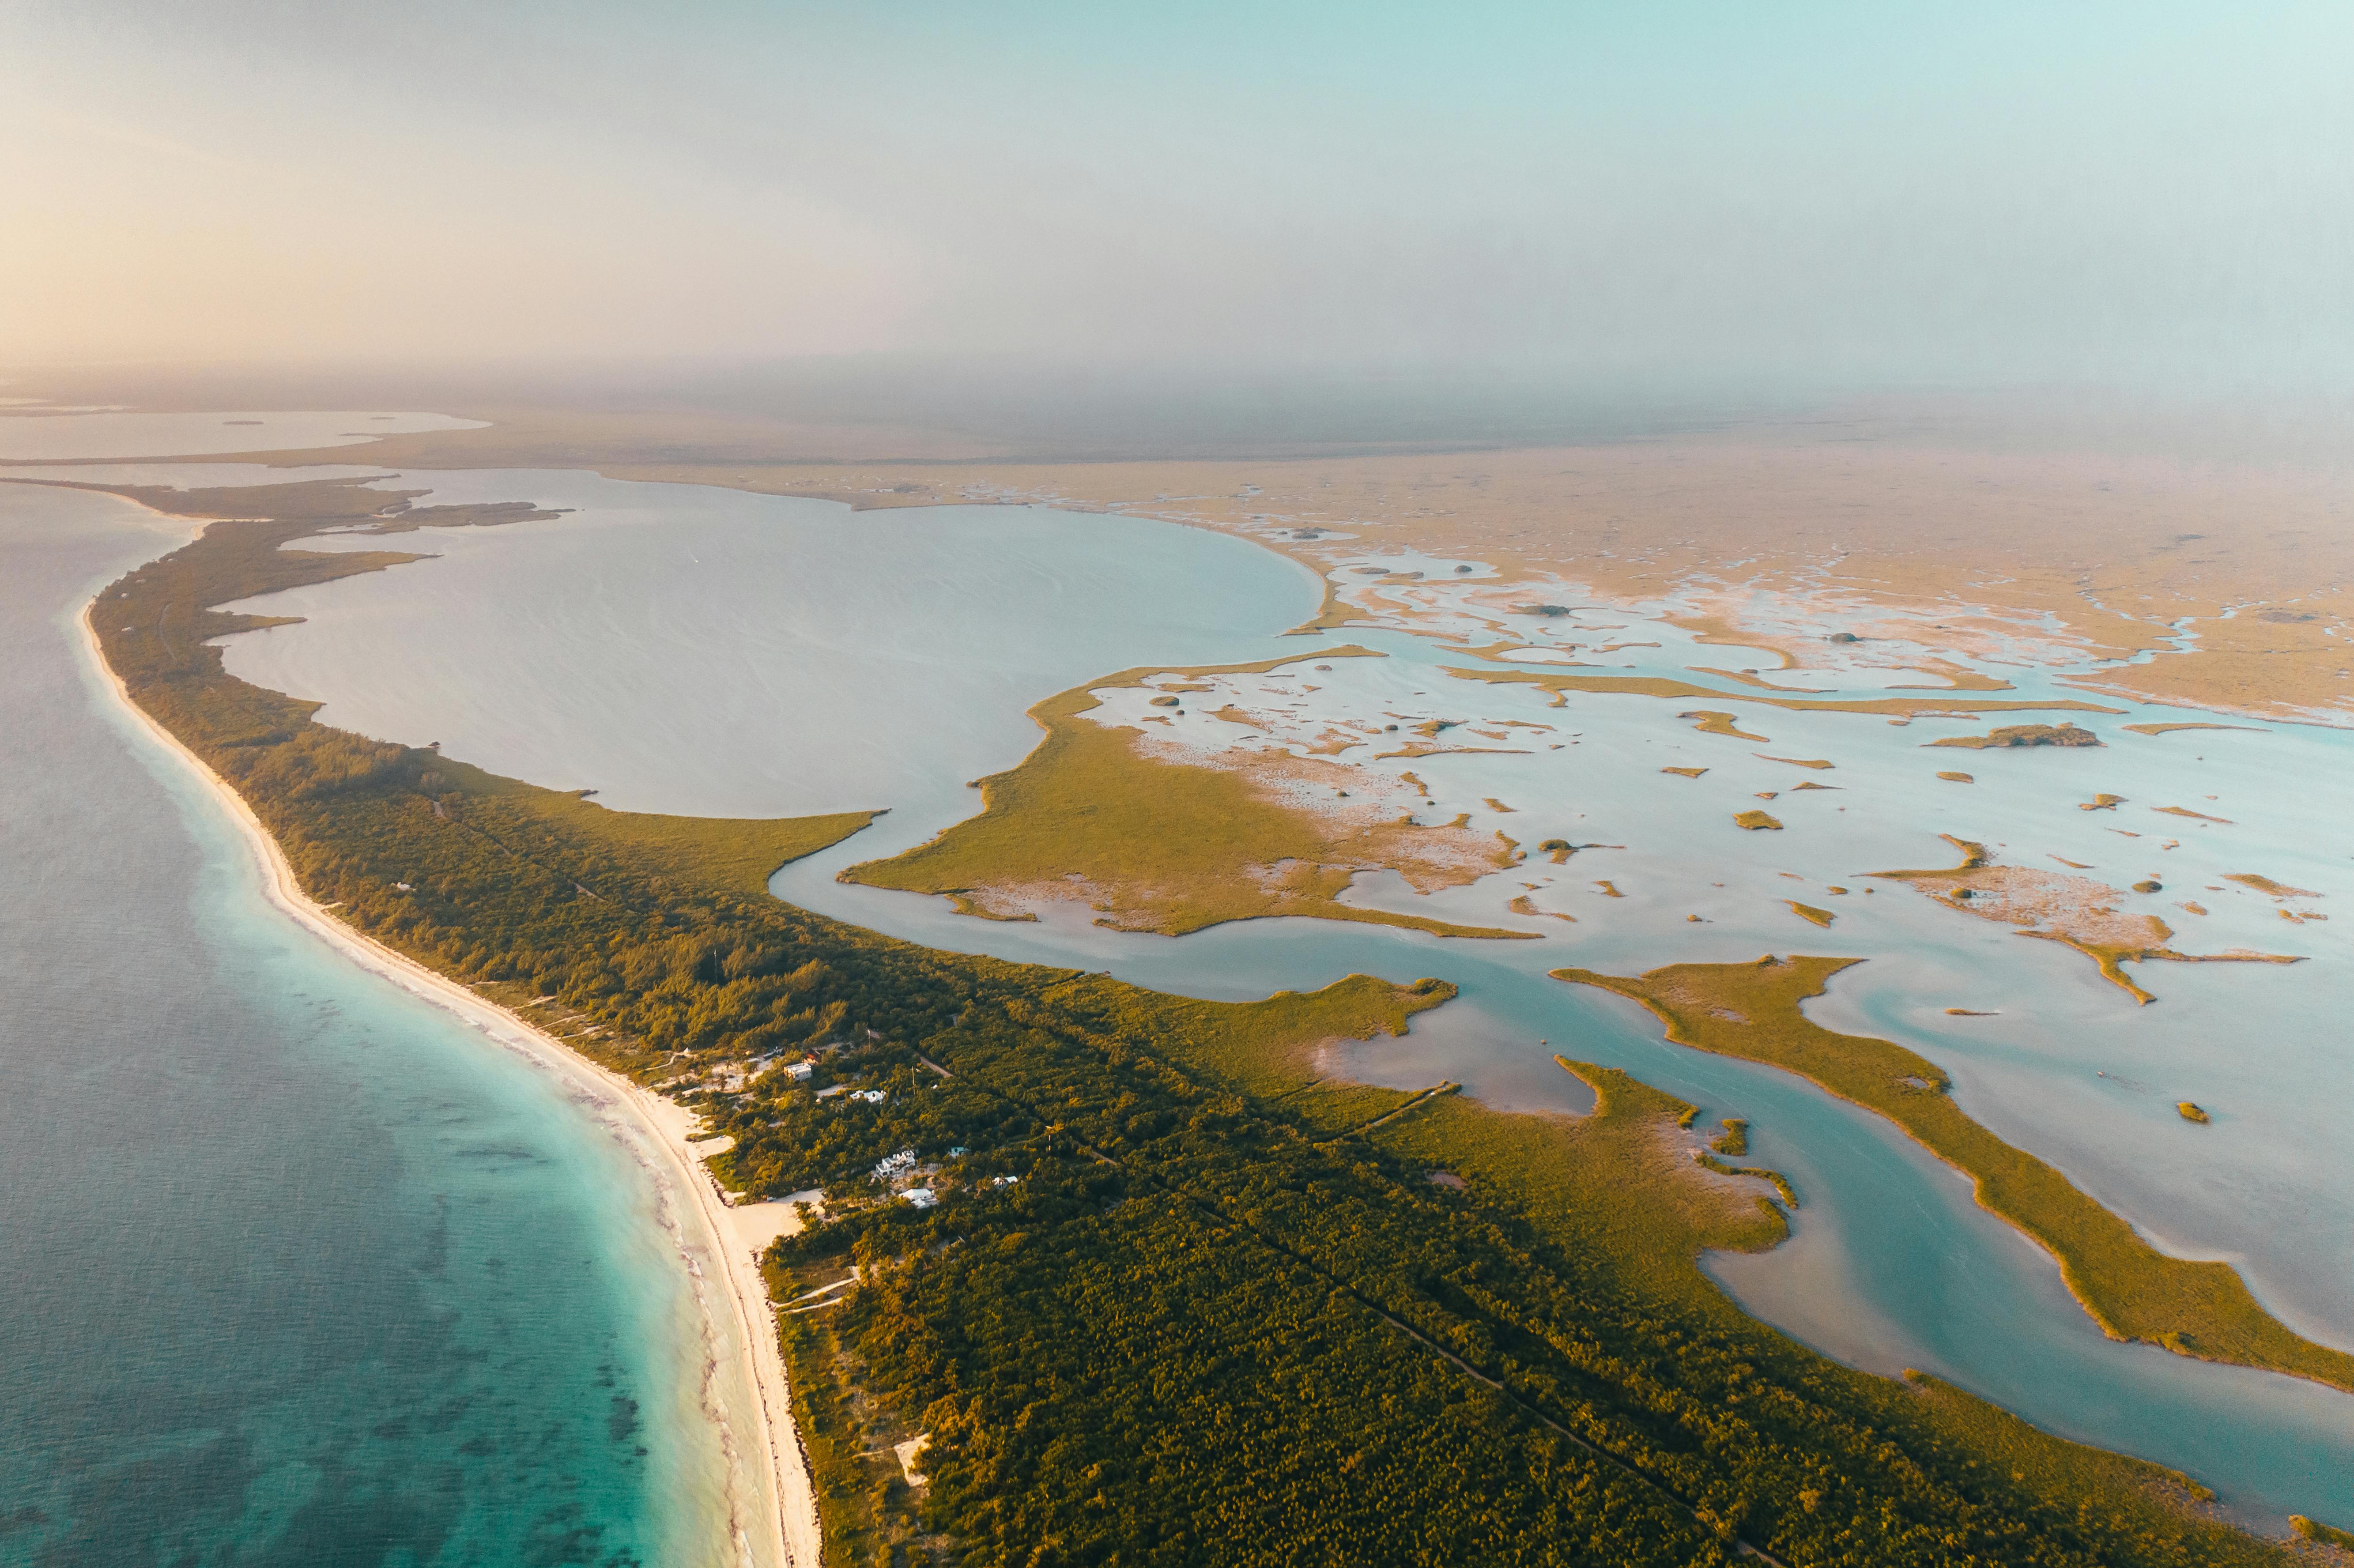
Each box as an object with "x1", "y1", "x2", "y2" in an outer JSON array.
[
  {"x1": 1372, "y1": 1060, "x2": 1786, "y2": 1294},
  {"x1": 129, "y1": 404, "x2": 2354, "y2": 722},
  {"x1": 1785, "y1": 901, "x2": 1835, "y2": 927},
  {"x1": 1551, "y1": 954, "x2": 2354, "y2": 1393},
  {"x1": 495, "y1": 786, "x2": 878, "y2": 896},
  {"x1": 1872, "y1": 836, "x2": 2301, "y2": 1003},
  {"x1": 1679, "y1": 708, "x2": 1769, "y2": 739},
  {"x1": 2124, "y1": 722, "x2": 2270, "y2": 736},
  {"x1": 1688, "y1": 666, "x2": 1833, "y2": 692},
  {"x1": 1080, "y1": 969, "x2": 1454, "y2": 1099},
  {"x1": 1938, "y1": 770, "x2": 1975, "y2": 782},
  {"x1": 2293, "y1": 1515, "x2": 2354, "y2": 1550},
  {"x1": 1756, "y1": 754, "x2": 1834, "y2": 769},
  {"x1": 2225, "y1": 873, "x2": 2321, "y2": 897},
  {"x1": 1660, "y1": 765, "x2": 1708, "y2": 778},
  {"x1": 1734, "y1": 810, "x2": 1784, "y2": 831},
  {"x1": 839, "y1": 651, "x2": 1534, "y2": 940}
]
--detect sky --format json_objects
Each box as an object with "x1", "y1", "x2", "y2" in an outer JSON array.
[{"x1": 5, "y1": 0, "x2": 2350, "y2": 391}]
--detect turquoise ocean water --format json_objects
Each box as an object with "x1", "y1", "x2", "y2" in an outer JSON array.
[{"x1": 0, "y1": 485, "x2": 733, "y2": 1564}]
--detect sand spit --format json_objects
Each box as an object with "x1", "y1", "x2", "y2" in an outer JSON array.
[{"x1": 79, "y1": 603, "x2": 819, "y2": 1568}]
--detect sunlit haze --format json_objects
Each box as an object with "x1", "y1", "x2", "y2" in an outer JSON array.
[{"x1": 7, "y1": 0, "x2": 2350, "y2": 391}]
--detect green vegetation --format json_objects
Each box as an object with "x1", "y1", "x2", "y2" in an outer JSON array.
[
  {"x1": 2177, "y1": 1103, "x2": 2211, "y2": 1125},
  {"x1": 841, "y1": 649, "x2": 1535, "y2": 940},
  {"x1": 74, "y1": 472, "x2": 2319, "y2": 1567},
  {"x1": 1786, "y1": 901, "x2": 1835, "y2": 927},
  {"x1": 1553, "y1": 956, "x2": 2354, "y2": 1393},
  {"x1": 1928, "y1": 724, "x2": 2104, "y2": 750},
  {"x1": 1681, "y1": 709, "x2": 1769, "y2": 740},
  {"x1": 2223, "y1": 873, "x2": 2320, "y2": 897},
  {"x1": 765, "y1": 1004, "x2": 2286, "y2": 1567},
  {"x1": 2292, "y1": 1515, "x2": 2354, "y2": 1552},
  {"x1": 504, "y1": 788, "x2": 876, "y2": 895},
  {"x1": 1711, "y1": 1118, "x2": 1750, "y2": 1157}
]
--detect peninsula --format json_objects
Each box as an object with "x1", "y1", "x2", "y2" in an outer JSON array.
[{"x1": 49, "y1": 464, "x2": 2324, "y2": 1564}]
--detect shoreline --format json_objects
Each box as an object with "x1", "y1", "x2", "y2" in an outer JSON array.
[{"x1": 75, "y1": 595, "x2": 822, "y2": 1568}]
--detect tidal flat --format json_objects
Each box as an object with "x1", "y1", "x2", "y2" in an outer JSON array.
[{"x1": 32, "y1": 450, "x2": 2354, "y2": 1530}]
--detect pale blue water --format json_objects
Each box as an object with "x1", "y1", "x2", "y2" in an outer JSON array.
[{"x1": 0, "y1": 486, "x2": 734, "y2": 1563}]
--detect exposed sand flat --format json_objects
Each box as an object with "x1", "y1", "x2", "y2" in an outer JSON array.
[
  {"x1": 77, "y1": 602, "x2": 820, "y2": 1568},
  {"x1": 1871, "y1": 837, "x2": 2301, "y2": 1004},
  {"x1": 727, "y1": 1193, "x2": 823, "y2": 1258}
]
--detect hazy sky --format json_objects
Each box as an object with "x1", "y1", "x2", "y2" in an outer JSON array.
[{"x1": 6, "y1": 1, "x2": 2349, "y2": 388}]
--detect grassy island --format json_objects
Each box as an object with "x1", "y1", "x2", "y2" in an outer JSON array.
[
  {"x1": 57, "y1": 471, "x2": 2326, "y2": 1567},
  {"x1": 1928, "y1": 723, "x2": 2104, "y2": 750},
  {"x1": 1681, "y1": 709, "x2": 1770, "y2": 739},
  {"x1": 838, "y1": 652, "x2": 1534, "y2": 939},
  {"x1": 1552, "y1": 956, "x2": 2354, "y2": 1394}
]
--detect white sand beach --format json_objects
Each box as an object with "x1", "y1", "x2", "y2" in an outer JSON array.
[{"x1": 79, "y1": 599, "x2": 823, "y2": 1568}]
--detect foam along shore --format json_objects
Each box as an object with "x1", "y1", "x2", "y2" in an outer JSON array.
[{"x1": 78, "y1": 599, "x2": 820, "y2": 1568}]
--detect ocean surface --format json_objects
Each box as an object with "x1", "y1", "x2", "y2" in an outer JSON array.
[
  {"x1": 0, "y1": 478, "x2": 743, "y2": 1564},
  {"x1": 175, "y1": 458, "x2": 2354, "y2": 1531}
]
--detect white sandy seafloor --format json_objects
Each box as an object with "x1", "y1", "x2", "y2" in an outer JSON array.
[{"x1": 33, "y1": 447, "x2": 2354, "y2": 1531}]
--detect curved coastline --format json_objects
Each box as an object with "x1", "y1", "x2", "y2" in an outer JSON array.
[{"x1": 77, "y1": 597, "x2": 821, "y2": 1568}]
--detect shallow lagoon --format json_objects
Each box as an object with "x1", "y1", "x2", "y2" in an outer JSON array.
[{"x1": 65, "y1": 457, "x2": 2354, "y2": 1527}]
